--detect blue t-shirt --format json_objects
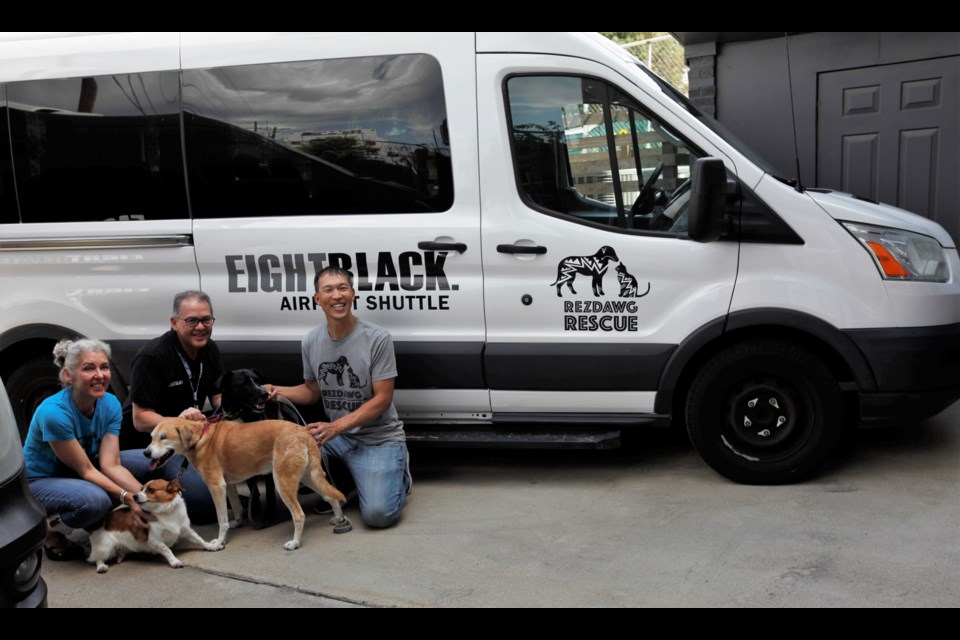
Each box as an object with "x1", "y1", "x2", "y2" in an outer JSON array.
[{"x1": 23, "y1": 388, "x2": 122, "y2": 479}]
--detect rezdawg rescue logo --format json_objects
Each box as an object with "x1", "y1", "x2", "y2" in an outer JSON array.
[
  {"x1": 225, "y1": 250, "x2": 458, "y2": 312},
  {"x1": 317, "y1": 356, "x2": 367, "y2": 413},
  {"x1": 550, "y1": 245, "x2": 650, "y2": 332}
]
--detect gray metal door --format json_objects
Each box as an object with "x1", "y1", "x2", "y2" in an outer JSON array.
[{"x1": 818, "y1": 57, "x2": 959, "y2": 242}]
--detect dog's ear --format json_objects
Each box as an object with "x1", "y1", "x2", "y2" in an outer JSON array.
[
  {"x1": 177, "y1": 420, "x2": 201, "y2": 449},
  {"x1": 168, "y1": 478, "x2": 183, "y2": 493},
  {"x1": 251, "y1": 369, "x2": 264, "y2": 382}
]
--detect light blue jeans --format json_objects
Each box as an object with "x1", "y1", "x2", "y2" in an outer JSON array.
[
  {"x1": 28, "y1": 476, "x2": 113, "y2": 530},
  {"x1": 29, "y1": 451, "x2": 217, "y2": 529},
  {"x1": 323, "y1": 436, "x2": 409, "y2": 528}
]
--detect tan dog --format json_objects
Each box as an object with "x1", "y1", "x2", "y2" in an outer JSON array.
[
  {"x1": 145, "y1": 417, "x2": 350, "y2": 550},
  {"x1": 87, "y1": 479, "x2": 220, "y2": 573}
]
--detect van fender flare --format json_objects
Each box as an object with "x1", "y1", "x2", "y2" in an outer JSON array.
[
  {"x1": 654, "y1": 309, "x2": 877, "y2": 415},
  {"x1": 0, "y1": 323, "x2": 80, "y2": 353}
]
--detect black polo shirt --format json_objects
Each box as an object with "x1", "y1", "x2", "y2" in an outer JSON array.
[{"x1": 129, "y1": 329, "x2": 223, "y2": 423}]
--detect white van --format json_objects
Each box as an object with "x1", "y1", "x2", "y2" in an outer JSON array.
[{"x1": 2, "y1": 32, "x2": 958, "y2": 484}]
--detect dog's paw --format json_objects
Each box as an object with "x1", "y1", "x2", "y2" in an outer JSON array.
[
  {"x1": 169, "y1": 559, "x2": 185, "y2": 569},
  {"x1": 96, "y1": 562, "x2": 109, "y2": 574},
  {"x1": 283, "y1": 540, "x2": 301, "y2": 551},
  {"x1": 228, "y1": 518, "x2": 242, "y2": 529},
  {"x1": 203, "y1": 542, "x2": 223, "y2": 552}
]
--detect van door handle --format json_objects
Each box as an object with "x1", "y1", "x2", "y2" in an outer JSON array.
[
  {"x1": 418, "y1": 241, "x2": 467, "y2": 254},
  {"x1": 497, "y1": 244, "x2": 547, "y2": 255}
]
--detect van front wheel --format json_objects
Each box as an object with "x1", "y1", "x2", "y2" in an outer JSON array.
[{"x1": 685, "y1": 339, "x2": 842, "y2": 484}]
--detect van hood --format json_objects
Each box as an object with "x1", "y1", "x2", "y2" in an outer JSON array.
[{"x1": 806, "y1": 189, "x2": 955, "y2": 248}]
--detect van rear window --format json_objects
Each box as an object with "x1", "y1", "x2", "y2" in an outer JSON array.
[
  {"x1": 183, "y1": 54, "x2": 453, "y2": 218},
  {"x1": 0, "y1": 86, "x2": 18, "y2": 224},
  {"x1": 5, "y1": 72, "x2": 188, "y2": 223}
]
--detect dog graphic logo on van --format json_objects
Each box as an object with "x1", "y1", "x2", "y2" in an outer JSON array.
[
  {"x1": 615, "y1": 263, "x2": 650, "y2": 298},
  {"x1": 555, "y1": 245, "x2": 649, "y2": 332},
  {"x1": 550, "y1": 246, "x2": 620, "y2": 297}
]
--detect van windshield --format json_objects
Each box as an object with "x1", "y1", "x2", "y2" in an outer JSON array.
[{"x1": 634, "y1": 64, "x2": 789, "y2": 183}]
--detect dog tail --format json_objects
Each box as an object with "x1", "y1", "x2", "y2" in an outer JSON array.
[{"x1": 305, "y1": 447, "x2": 346, "y2": 504}]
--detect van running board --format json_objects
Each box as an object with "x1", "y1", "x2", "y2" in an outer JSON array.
[{"x1": 405, "y1": 425, "x2": 621, "y2": 449}]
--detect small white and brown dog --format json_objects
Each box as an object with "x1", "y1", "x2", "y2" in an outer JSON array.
[{"x1": 87, "y1": 478, "x2": 220, "y2": 573}]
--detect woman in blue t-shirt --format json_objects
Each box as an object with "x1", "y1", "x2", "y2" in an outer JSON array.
[{"x1": 24, "y1": 339, "x2": 152, "y2": 560}]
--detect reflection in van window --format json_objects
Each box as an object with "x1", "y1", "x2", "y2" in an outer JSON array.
[
  {"x1": 5, "y1": 72, "x2": 187, "y2": 223},
  {"x1": 183, "y1": 55, "x2": 453, "y2": 217},
  {"x1": 0, "y1": 85, "x2": 19, "y2": 224},
  {"x1": 507, "y1": 75, "x2": 697, "y2": 234}
]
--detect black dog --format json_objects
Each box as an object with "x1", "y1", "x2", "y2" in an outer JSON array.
[
  {"x1": 216, "y1": 368, "x2": 308, "y2": 529},
  {"x1": 218, "y1": 368, "x2": 274, "y2": 421}
]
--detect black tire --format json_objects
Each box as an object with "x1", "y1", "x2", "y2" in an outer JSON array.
[
  {"x1": 685, "y1": 339, "x2": 843, "y2": 484},
  {"x1": 6, "y1": 356, "x2": 61, "y2": 443}
]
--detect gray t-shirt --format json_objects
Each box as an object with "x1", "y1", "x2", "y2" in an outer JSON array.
[{"x1": 302, "y1": 319, "x2": 405, "y2": 445}]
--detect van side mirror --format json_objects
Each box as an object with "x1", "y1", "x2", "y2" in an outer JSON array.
[{"x1": 687, "y1": 158, "x2": 726, "y2": 242}]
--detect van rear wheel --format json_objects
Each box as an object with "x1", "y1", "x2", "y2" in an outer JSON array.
[
  {"x1": 685, "y1": 339, "x2": 842, "y2": 484},
  {"x1": 6, "y1": 356, "x2": 61, "y2": 443}
]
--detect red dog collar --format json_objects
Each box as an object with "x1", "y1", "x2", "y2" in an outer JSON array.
[{"x1": 201, "y1": 415, "x2": 221, "y2": 436}]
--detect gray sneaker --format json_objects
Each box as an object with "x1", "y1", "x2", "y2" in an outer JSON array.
[{"x1": 314, "y1": 488, "x2": 357, "y2": 515}]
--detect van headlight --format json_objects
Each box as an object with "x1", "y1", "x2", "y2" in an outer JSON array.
[{"x1": 841, "y1": 222, "x2": 949, "y2": 283}]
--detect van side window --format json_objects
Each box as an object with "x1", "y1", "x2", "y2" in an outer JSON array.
[
  {"x1": 182, "y1": 54, "x2": 453, "y2": 218},
  {"x1": 5, "y1": 72, "x2": 187, "y2": 223},
  {"x1": 0, "y1": 86, "x2": 19, "y2": 224},
  {"x1": 506, "y1": 75, "x2": 699, "y2": 234}
]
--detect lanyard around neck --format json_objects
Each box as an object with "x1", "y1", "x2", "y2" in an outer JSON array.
[{"x1": 175, "y1": 349, "x2": 203, "y2": 409}]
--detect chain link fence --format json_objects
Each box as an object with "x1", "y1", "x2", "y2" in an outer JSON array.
[{"x1": 605, "y1": 33, "x2": 688, "y2": 96}]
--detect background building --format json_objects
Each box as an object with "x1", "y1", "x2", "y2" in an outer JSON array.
[{"x1": 675, "y1": 32, "x2": 960, "y2": 243}]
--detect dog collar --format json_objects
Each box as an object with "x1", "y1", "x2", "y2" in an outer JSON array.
[{"x1": 202, "y1": 415, "x2": 221, "y2": 435}]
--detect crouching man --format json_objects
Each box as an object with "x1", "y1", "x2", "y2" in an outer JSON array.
[{"x1": 267, "y1": 267, "x2": 410, "y2": 528}]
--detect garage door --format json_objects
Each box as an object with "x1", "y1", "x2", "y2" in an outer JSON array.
[{"x1": 818, "y1": 57, "x2": 959, "y2": 243}]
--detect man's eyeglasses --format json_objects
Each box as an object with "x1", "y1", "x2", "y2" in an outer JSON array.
[{"x1": 180, "y1": 316, "x2": 216, "y2": 328}]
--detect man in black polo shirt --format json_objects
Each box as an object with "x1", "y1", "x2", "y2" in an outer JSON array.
[
  {"x1": 119, "y1": 290, "x2": 221, "y2": 523},
  {"x1": 129, "y1": 291, "x2": 223, "y2": 431}
]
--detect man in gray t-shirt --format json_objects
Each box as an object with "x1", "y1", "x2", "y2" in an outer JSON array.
[
  {"x1": 301, "y1": 320, "x2": 405, "y2": 445},
  {"x1": 267, "y1": 267, "x2": 410, "y2": 528}
]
